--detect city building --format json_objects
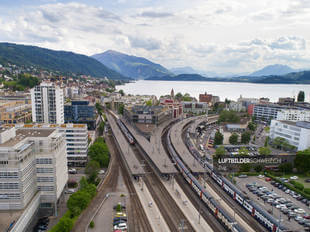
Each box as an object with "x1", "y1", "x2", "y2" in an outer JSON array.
[
  {"x1": 199, "y1": 92, "x2": 220, "y2": 105},
  {"x1": 237, "y1": 95, "x2": 259, "y2": 109},
  {"x1": 0, "y1": 100, "x2": 32, "y2": 124},
  {"x1": 277, "y1": 109, "x2": 310, "y2": 122},
  {"x1": 0, "y1": 126, "x2": 68, "y2": 231},
  {"x1": 252, "y1": 103, "x2": 288, "y2": 120},
  {"x1": 31, "y1": 83, "x2": 64, "y2": 124},
  {"x1": 160, "y1": 98, "x2": 183, "y2": 118},
  {"x1": 182, "y1": 101, "x2": 208, "y2": 114},
  {"x1": 270, "y1": 120, "x2": 310, "y2": 151},
  {"x1": 124, "y1": 105, "x2": 172, "y2": 125},
  {"x1": 64, "y1": 100, "x2": 96, "y2": 130},
  {"x1": 228, "y1": 101, "x2": 244, "y2": 112},
  {"x1": 278, "y1": 97, "x2": 295, "y2": 106}
]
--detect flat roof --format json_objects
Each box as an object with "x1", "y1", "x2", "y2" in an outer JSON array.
[
  {"x1": 171, "y1": 117, "x2": 206, "y2": 173},
  {"x1": 122, "y1": 119, "x2": 177, "y2": 174},
  {"x1": 279, "y1": 120, "x2": 310, "y2": 129},
  {"x1": 107, "y1": 114, "x2": 144, "y2": 175},
  {"x1": 0, "y1": 128, "x2": 55, "y2": 147}
]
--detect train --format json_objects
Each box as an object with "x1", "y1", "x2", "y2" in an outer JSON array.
[
  {"x1": 184, "y1": 121, "x2": 286, "y2": 232},
  {"x1": 167, "y1": 130, "x2": 245, "y2": 232},
  {"x1": 108, "y1": 110, "x2": 135, "y2": 145}
]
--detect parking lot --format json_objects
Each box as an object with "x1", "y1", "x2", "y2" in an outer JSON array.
[{"x1": 237, "y1": 176, "x2": 310, "y2": 232}]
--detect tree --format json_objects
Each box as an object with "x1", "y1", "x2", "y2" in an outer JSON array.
[
  {"x1": 214, "y1": 131, "x2": 224, "y2": 145},
  {"x1": 254, "y1": 165, "x2": 263, "y2": 173},
  {"x1": 241, "y1": 131, "x2": 251, "y2": 144},
  {"x1": 215, "y1": 146, "x2": 226, "y2": 157},
  {"x1": 67, "y1": 191, "x2": 92, "y2": 216},
  {"x1": 218, "y1": 110, "x2": 240, "y2": 123},
  {"x1": 264, "y1": 136, "x2": 269, "y2": 147},
  {"x1": 118, "y1": 103, "x2": 124, "y2": 115},
  {"x1": 297, "y1": 91, "x2": 305, "y2": 102},
  {"x1": 238, "y1": 147, "x2": 249, "y2": 156},
  {"x1": 278, "y1": 163, "x2": 293, "y2": 174},
  {"x1": 118, "y1": 89, "x2": 125, "y2": 96},
  {"x1": 258, "y1": 147, "x2": 271, "y2": 156},
  {"x1": 239, "y1": 163, "x2": 251, "y2": 172},
  {"x1": 98, "y1": 121, "x2": 105, "y2": 135},
  {"x1": 88, "y1": 139, "x2": 110, "y2": 167},
  {"x1": 85, "y1": 160, "x2": 100, "y2": 184},
  {"x1": 50, "y1": 214, "x2": 74, "y2": 232},
  {"x1": 229, "y1": 133, "x2": 239, "y2": 145},
  {"x1": 247, "y1": 122, "x2": 257, "y2": 131},
  {"x1": 295, "y1": 149, "x2": 310, "y2": 173},
  {"x1": 145, "y1": 100, "x2": 152, "y2": 106}
]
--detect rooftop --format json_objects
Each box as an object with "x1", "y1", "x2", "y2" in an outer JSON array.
[
  {"x1": 279, "y1": 120, "x2": 310, "y2": 129},
  {"x1": 0, "y1": 128, "x2": 55, "y2": 147}
]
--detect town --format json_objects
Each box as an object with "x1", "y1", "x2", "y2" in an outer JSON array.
[{"x1": 0, "y1": 61, "x2": 310, "y2": 232}]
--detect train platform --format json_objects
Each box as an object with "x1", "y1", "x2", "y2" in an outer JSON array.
[
  {"x1": 170, "y1": 117, "x2": 206, "y2": 173},
  {"x1": 163, "y1": 179, "x2": 213, "y2": 232},
  {"x1": 107, "y1": 114, "x2": 145, "y2": 176},
  {"x1": 121, "y1": 119, "x2": 177, "y2": 175},
  {"x1": 134, "y1": 180, "x2": 170, "y2": 232},
  {"x1": 189, "y1": 116, "x2": 209, "y2": 135}
]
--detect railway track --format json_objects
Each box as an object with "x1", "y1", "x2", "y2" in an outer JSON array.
[
  {"x1": 204, "y1": 176, "x2": 267, "y2": 232},
  {"x1": 110, "y1": 132, "x2": 153, "y2": 232},
  {"x1": 132, "y1": 144, "x2": 195, "y2": 232},
  {"x1": 161, "y1": 128, "x2": 227, "y2": 232}
]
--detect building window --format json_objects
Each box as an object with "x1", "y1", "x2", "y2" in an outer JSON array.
[{"x1": 36, "y1": 158, "x2": 52, "y2": 164}]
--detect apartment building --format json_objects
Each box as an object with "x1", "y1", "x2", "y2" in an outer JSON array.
[
  {"x1": 253, "y1": 103, "x2": 288, "y2": 120},
  {"x1": 270, "y1": 120, "x2": 310, "y2": 151},
  {"x1": 182, "y1": 101, "x2": 208, "y2": 114},
  {"x1": 0, "y1": 126, "x2": 68, "y2": 231},
  {"x1": 31, "y1": 83, "x2": 64, "y2": 124},
  {"x1": 277, "y1": 109, "x2": 310, "y2": 122},
  {"x1": 0, "y1": 101, "x2": 32, "y2": 124}
]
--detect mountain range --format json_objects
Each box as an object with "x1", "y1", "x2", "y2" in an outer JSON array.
[
  {"x1": 92, "y1": 50, "x2": 172, "y2": 79},
  {"x1": 0, "y1": 43, "x2": 127, "y2": 80},
  {"x1": 250, "y1": 64, "x2": 296, "y2": 77}
]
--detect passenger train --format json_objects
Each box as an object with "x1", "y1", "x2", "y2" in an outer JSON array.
[
  {"x1": 108, "y1": 110, "x2": 135, "y2": 145},
  {"x1": 167, "y1": 130, "x2": 245, "y2": 232},
  {"x1": 184, "y1": 120, "x2": 286, "y2": 232}
]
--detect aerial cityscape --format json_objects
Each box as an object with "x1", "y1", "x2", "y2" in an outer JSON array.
[{"x1": 0, "y1": 1, "x2": 310, "y2": 232}]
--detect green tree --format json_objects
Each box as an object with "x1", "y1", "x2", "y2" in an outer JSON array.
[
  {"x1": 95, "y1": 103, "x2": 103, "y2": 115},
  {"x1": 247, "y1": 122, "x2": 257, "y2": 131},
  {"x1": 50, "y1": 213, "x2": 74, "y2": 232},
  {"x1": 238, "y1": 147, "x2": 249, "y2": 156},
  {"x1": 239, "y1": 163, "x2": 251, "y2": 172},
  {"x1": 254, "y1": 165, "x2": 263, "y2": 173},
  {"x1": 98, "y1": 121, "x2": 105, "y2": 135},
  {"x1": 258, "y1": 147, "x2": 271, "y2": 156},
  {"x1": 241, "y1": 131, "x2": 251, "y2": 144},
  {"x1": 214, "y1": 131, "x2": 224, "y2": 145},
  {"x1": 218, "y1": 110, "x2": 240, "y2": 123},
  {"x1": 295, "y1": 149, "x2": 310, "y2": 173},
  {"x1": 118, "y1": 89, "x2": 125, "y2": 96},
  {"x1": 182, "y1": 93, "x2": 192, "y2": 101},
  {"x1": 297, "y1": 91, "x2": 305, "y2": 102},
  {"x1": 264, "y1": 136, "x2": 269, "y2": 147},
  {"x1": 229, "y1": 133, "x2": 239, "y2": 145},
  {"x1": 85, "y1": 160, "x2": 100, "y2": 184},
  {"x1": 278, "y1": 163, "x2": 293, "y2": 174},
  {"x1": 215, "y1": 146, "x2": 226, "y2": 157},
  {"x1": 118, "y1": 103, "x2": 125, "y2": 115},
  {"x1": 67, "y1": 191, "x2": 92, "y2": 216},
  {"x1": 145, "y1": 100, "x2": 152, "y2": 106},
  {"x1": 88, "y1": 141, "x2": 110, "y2": 168}
]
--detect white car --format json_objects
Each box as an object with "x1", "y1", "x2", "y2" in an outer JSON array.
[
  {"x1": 285, "y1": 189, "x2": 290, "y2": 194},
  {"x1": 294, "y1": 208, "x2": 305, "y2": 214},
  {"x1": 258, "y1": 175, "x2": 265, "y2": 179},
  {"x1": 114, "y1": 223, "x2": 127, "y2": 230},
  {"x1": 290, "y1": 176, "x2": 298, "y2": 180},
  {"x1": 276, "y1": 204, "x2": 286, "y2": 209}
]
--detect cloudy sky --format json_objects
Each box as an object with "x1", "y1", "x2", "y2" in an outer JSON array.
[{"x1": 0, "y1": 0, "x2": 310, "y2": 74}]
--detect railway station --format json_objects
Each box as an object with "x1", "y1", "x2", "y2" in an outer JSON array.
[
  {"x1": 121, "y1": 118, "x2": 178, "y2": 176},
  {"x1": 170, "y1": 117, "x2": 206, "y2": 174},
  {"x1": 107, "y1": 113, "x2": 145, "y2": 177}
]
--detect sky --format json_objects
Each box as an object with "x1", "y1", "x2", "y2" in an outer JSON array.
[{"x1": 0, "y1": 0, "x2": 310, "y2": 74}]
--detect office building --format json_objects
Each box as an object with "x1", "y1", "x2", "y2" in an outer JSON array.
[
  {"x1": 253, "y1": 103, "x2": 288, "y2": 120},
  {"x1": 182, "y1": 102, "x2": 208, "y2": 114},
  {"x1": 64, "y1": 100, "x2": 96, "y2": 130},
  {"x1": 270, "y1": 120, "x2": 310, "y2": 151},
  {"x1": 0, "y1": 100, "x2": 32, "y2": 124},
  {"x1": 31, "y1": 83, "x2": 64, "y2": 124}
]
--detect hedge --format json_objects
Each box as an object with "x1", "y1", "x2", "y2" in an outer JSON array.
[
  {"x1": 266, "y1": 173, "x2": 310, "y2": 200},
  {"x1": 304, "y1": 188, "x2": 310, "y2": 195},
  {"x1": 290, "y1": 180, "x2": 304, "y2": 191}
]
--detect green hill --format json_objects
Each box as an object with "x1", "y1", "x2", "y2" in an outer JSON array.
[
  {"x1": 0, "y1": 43, "x2": 128, "y2": 79},
  {"x1": 92, "y1": 50, "x2": 172, "y2": 79}
]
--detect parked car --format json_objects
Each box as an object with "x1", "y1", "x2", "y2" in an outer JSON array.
[
  {"x1": 114, "y1": 223, "x2": 127, "y2": 230},
  {"x1": 290, "y1": 176, "x2": 298, "y2": 180},
  {"x1": 68, "y1": 168, "x2": 77, "y2": 174},
  {"x1": 295, "y1": 208, "x2": 306, "y2": 214},
  {"x1": 305, "y1": 179, "x2": 310, "y2": 183},
  {"x1": 239, "y1": 174, "x2": 248, "y2": 178},
  {"x1": 265, "y1": 177, "x2": 271, "y2": 181}
]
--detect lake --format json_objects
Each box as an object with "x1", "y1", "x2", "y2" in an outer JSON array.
[{"x1": 116, "y1": 80, "x2": 310, "y2": 102}]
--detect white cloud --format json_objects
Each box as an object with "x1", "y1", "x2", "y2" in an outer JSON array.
[{"x1": 0, "y1": 1, "x2": 310, "y2": 74}]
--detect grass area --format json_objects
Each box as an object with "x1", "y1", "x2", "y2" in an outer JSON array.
[
  {"x1": 282, "y1": 174, "x2": 310, "y2": 188},
  {"x1": 264, "y1": 126, "x2": 270, "y2": 132}
]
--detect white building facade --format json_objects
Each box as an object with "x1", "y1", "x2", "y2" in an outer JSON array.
[
  {"x1": 31, "y1": 83, "x2": 64, "y2": 124},
  {"x1": 270, "y1": 120, "x2": 310, "y2": 151},
  {"x1": 277, "y1": 109, "x2": 310, "y2": 122}
]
